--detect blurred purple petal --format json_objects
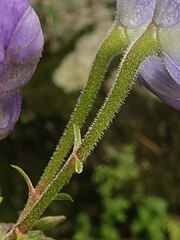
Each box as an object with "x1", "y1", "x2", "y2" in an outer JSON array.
[
  {"x1": 0, "y1": 93, "x2": 21, "y2": 140},
  {"x1": 140, "y1": 56, "x2": 180, "y2": 110},
  {"x1": 153, "y1": 0, "x2": 180, "y2": 27},
  {"x1": 116, "y1": 0, "x2": 156, "y2": 28},
  {"x1": 0, "y1": 0, "x2": 43, "y2": 139},
  {"x1": 0, "y1": 6, "x2": 44, "y2": 98}
]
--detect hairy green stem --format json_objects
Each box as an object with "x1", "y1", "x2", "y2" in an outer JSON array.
[
  {"x1": 37, "y1": 23, "x2": 128, "y2": 190},
  {"x1": 78, "y1": 24, "x2": 160, "y2": 161},
  {"x1": 4, "y1": 24, "x2": 160, "y2": 239},
  {"x1": 5, "y1": 23, "x2": 128, "y2": 238}
]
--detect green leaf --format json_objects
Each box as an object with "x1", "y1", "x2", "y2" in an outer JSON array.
[
  {"x1": 75, "y1": 158, "x2": 83, "y2": 174},
  {"x1": 54, "y1": 193, "x2": 73, "y2": 202},
  {"x1": 11, "y1": 165, "x2": 34, "y2": 195},
  {"x1": 73, "y1": 124, "x2": 81, "y2": 151},
  {"x1": 33, "y1": 216, "x2": 66, "y2": 232},
  {"x1": 0, "y1": 196, "x2": 3, "y2": 204}
]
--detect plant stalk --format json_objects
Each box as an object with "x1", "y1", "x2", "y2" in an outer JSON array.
[
  {"x1": 3, "y1": 24, "x2": 160, "y2": 240},
  {"x1": 37, "y1": 22, "x2": 129, "y2": 191}
]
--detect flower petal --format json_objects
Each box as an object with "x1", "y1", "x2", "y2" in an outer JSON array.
[
  {"x1": 153, "y1": 0, "x2": 180, "y2": 27},
  {"x1": 116, "y1": 0, "x2": 156, "y2": 28},
  {"x1": 0, "y1": 6, "x2": 44, "y2": 98},
  {"x1": 161, "y1": 53, "x2": 180, "y2": 85},
  {"x1": 0, "y1": 0, "x2": 29, "y2": 48},
  {"x1": 140, "y1": 56, "x2": 180, "y2": 110},
  {"x1": 157, "y1": 23, "x2": 180, "y2": 85},
  {"x1": 0, "y1": 93, "x2": 21, "y2": 140}
]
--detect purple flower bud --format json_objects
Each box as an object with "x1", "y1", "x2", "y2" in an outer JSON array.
[
  {"x1": 116, "y1": 0, "x2": 180, "y2": 110},
  {"x1": 0, "y1": 0, "x2": 44, "y2": 138}
]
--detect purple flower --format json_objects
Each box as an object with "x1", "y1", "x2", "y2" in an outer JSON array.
[
  {"x1": 0, "y1": 0, "x2": 44, "y2": 139},
  {"x1": 117, "y1": 0, "x2": 180, "y2": 110}
]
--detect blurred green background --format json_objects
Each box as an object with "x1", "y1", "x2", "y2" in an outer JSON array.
[{"x1": 0, "y1": 1, "x2": 180, "y2": 239}]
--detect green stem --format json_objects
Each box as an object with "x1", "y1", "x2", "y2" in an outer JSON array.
[
  {"x1": 78, "y1": 24, "x2": 160, "y2": 162},
  {"x1": 7, "y1": 24, "x2": 160, "y2": 238},
  {"x1": 7, "y1": 23, "x2": 128, "y2": 236},
  {"x1": 37, "y1": 23, "x2": 128, "y2": 190}
]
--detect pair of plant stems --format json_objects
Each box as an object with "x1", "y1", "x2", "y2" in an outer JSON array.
[{"x1": 4, "y1": 22, "x2": 160, "y2": 240}]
